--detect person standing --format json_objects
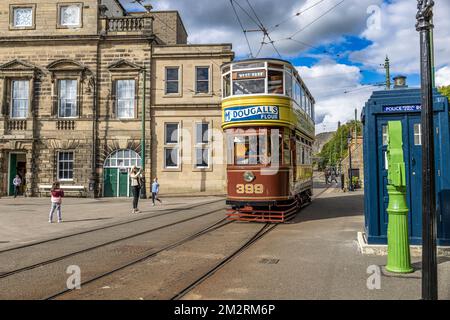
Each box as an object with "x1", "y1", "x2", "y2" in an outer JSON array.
[
  {"x1": 13, "y1": 175, "x2": 22, "y2": 198},
  {"x1": 330, "y1": 169, "x2": 338, "y2": 184},
  {"x1": 130, "y1": 166, "x2": 142, "y2": 214},
  {"x1": 324, "y1": 168, "x2": 330, "y2": 185},
  {"x1": 49, "y1": 181, "x2": 64, "y2": 223},
  {"x1": 151, "y1": 177, "x2": 162, "y2": 206}
]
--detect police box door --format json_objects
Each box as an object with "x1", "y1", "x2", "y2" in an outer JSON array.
[{"x1": 377, "y1": 115, "x2": 422, "y2": 243}]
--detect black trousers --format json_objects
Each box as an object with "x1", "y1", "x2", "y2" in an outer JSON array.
[
  {"x1": 132, "y1": 186, "x2": 140, "y2": 209},
  {"x1": 152, "y1": 192, "x2": 161, "y2": 204},
  {"x1": 14, "y1": 186, "x2": 20, "y2": 198}
]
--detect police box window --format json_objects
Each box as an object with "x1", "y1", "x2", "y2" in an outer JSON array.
[
  {"x1": 195, "y1": 67, "x2": 210, "y2": 94},
  {"x1": 58, "y1": 151, "x2": 74, "y2": 181}
]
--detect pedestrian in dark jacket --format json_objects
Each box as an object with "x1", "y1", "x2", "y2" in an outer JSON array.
[{"x1": 49, "y1": 181, "x2": 64, "y2": 223}]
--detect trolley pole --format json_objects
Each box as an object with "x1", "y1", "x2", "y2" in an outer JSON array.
[
  {"x1": 140, "y1": 69, "x2": 147, "y2": 199},
  {"x1": 416, "y1": 0, "x2": 438, "y2": 300}
]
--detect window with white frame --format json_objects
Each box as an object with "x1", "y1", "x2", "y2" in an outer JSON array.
[
  {"x1": 195, "y1": 67, "x2": 210, "y2": 94},
  {"x1": 116, "y1": 79, "x2": 135, "y2": 119},
  {"x1": 59, "y1": 4, "x2": 81, "y2": 27},
  {"x1": 194, "y1": 123, "x2": 210, "y2": 168},
  {"x1": 164, "y1": 123, "x2": 180, "y2": 168},
  {"x1": 58, "y1": 151, "x2": 74, "y2": 180},
  {"x1": 414, "y1": 123, "x2": 422, "y2": 146},
  {"x1": 58, "y1": 79, "x2": 78, "y2": 118},
  {"x1": 13, "y1": 7, "x2": 33, "y2": 27},
  {"x1": 165, "y1": 67, "x2": 179, "y2": 94},
  {"x1": 11, "y1": 80, "x2": 29, "y2": 118}
]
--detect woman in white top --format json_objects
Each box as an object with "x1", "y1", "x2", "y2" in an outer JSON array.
[{"x1": 130, "y1": 166, "x2": 142, "y2": 213}]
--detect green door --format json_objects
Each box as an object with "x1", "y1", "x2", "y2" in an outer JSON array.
[
  {"x1": 118, "y1": 169, "x2": 129, "y2": 197},
  {"x1": 8, "y1": 154, "x2": 17, "y2": 196},
  {"x1": 104, "y1": 168, "x2": 118, "y2": 197}
]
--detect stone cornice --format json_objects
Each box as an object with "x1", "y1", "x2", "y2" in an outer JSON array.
[{"x1": 0, "y1": 35, "x2": 156, "y2": 44}]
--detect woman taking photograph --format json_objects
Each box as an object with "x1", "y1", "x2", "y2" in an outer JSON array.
[{"x1": 130, "y1": 166, "x2": 142, "y2": 214}]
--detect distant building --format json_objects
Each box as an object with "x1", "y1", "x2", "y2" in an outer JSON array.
[{"x1": 0, "y1": 0, "x2": 234, "y2": 197}]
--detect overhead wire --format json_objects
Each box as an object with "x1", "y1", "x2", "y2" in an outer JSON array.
[{"x1": 230, "y1": 0, "x2": 254, "y2": 58}]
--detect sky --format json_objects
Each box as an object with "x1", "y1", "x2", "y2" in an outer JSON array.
[{"x1": 120, "y1": 0, "x2": 450, "y2": 133}]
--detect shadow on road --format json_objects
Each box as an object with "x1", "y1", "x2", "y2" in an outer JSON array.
[{"x1": 289, "y1": 193, "x2": 364, "y2": 224}]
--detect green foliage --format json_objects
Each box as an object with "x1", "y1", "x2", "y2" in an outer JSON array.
[
  {"x1": 316, "y1": 120, "x2": 362, "y2": 170},
  {"x1": 438, "y1": 86, "x2": 450, "y2": 99}
]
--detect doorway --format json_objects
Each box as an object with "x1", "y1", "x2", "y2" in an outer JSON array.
[
  {"x1": 376, "y1": 115, "x2": 440, "y2": 243},
  {"x1": 103, "y1": 149, "x2": 141, "y2": 197},
  {"x1": 8, "y1": 153, "x2": 26, "y2": 196}
]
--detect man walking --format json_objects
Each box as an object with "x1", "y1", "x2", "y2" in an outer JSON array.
[{"x1": 13, "y1": 175, "x2": 22, "y2": 198}]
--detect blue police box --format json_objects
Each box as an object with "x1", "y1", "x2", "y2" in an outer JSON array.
[{"x1": 362, "y1": 78, "x2": 450, "y2": 246}]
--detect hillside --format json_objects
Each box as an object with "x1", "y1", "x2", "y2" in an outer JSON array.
[{"x1": 313, "y1": 131, "x2": 335, "y2": 155}]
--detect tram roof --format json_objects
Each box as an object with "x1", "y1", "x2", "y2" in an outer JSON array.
[
  {"x1": 221, "y1": 58, "x2": 294, "y2": 69},
  {"x1": 222, "y1": 58, "x2": 315, "y2": 103}
]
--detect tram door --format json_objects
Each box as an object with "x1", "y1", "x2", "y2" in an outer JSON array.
[{"x1": 376, "y1": 115, "x2": 436, "y2": 241}]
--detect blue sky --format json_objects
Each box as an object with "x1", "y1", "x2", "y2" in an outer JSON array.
[{"x1": 120, "y1": 0, "x2": 450, "y2": 132}]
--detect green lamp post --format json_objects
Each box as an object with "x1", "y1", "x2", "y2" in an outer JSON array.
[{"x1": 385, "y1": 121, "x2": 413, "y2": 273}]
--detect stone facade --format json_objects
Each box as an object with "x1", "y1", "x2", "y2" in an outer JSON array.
[{"x1": 0, "y1": 0, "x2": 234, "y2": 197}]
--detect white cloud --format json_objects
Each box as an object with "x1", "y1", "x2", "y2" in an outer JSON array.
[
  {"x1": 297, "y1": 60, "x2": 376, "y2": 133},
  {"x1": 436, "y1": 66, "x2": 450, "y2": 87},
  {"x1": 351, "y1": 0, "x2": 450, "y2": 76}
]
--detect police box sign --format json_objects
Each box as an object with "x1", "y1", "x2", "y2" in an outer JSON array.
[
  {"x1": 383, "y1": 104, "x2": 422, "y2": 113},
  {"x1": 224, "y1": 106, "x2": 279, "y2": 122}
]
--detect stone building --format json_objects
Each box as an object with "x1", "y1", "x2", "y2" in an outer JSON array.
[
  {"x1": 0, "y1": 0, "x2": 234, "y2": 197},
  {"x1": 341, "y1": 135, "x2": 364, "y2": 189}
]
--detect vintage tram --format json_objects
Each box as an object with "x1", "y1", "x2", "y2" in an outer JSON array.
[{"x1": 221, "y1": 58, "x2": 315, "y2": 222}]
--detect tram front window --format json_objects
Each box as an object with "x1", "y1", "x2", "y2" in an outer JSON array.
[
  {"x1": 233, "y1": 79, "x2": 265, "y2": 95},
  {"x1": 227, "y1": 129, "x2": 281, "y2": 165}
]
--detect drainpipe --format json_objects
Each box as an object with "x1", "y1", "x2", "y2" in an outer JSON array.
[{"x1": 140, "y1": 69, "x2": 147, "y2": 199}]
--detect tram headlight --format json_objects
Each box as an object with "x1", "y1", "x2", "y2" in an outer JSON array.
[{"x1": 243, "y1": 171, "x2": 255, "y2": 182}]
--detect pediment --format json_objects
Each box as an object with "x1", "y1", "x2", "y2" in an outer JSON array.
[
  {"x1": 0, "y1": 59, "x2": 37, "y2": 71},
  {"x1": 47, "y1": 59, "x2": 86, "y2": 72},
  {"x1": 108, "y1": 60, "x2": 143, "y2": 72}
]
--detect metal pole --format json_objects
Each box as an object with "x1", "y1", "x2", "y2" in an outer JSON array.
[
  {"x1": 416, "y1": 0, "x2": 437, "y2": 300},
  {"x1": 348, "y1": 132, "x2": 353, "y2": 192},
  {"x1": 140, "y1": 69, "x2": 147, "y2": 199},
  {"x1": 384, "y1": 56, "x2": 391, "y2": 90}
]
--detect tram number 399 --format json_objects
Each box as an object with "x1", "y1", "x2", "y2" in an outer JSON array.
[{"x1": 236, "y1": 184, "x2": 264, "y2": 194}]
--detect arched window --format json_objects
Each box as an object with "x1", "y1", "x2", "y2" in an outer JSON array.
[{"x1": 104, "y1": 149, "x2": 141, "y2": 168}]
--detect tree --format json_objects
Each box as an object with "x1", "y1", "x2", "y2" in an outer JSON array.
[
  {"x1": 438, "y1": 85, "x2": 450, "y2": 100},
  {"x1": 317, "y1": 120, "x2": 362, "y2": 170}
]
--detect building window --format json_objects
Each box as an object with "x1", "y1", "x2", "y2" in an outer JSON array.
[
  {"x1": 164, "y1": 123, "x2": 180, "y2": 168},
  {"x1": 195, "y1": 123, "x2": 210, "y2": 168},
  {"x1": 116, "y1": 80, "x2": 135, "y2": 119},
  {"x1": 58, "y1": 80, "x2": 78, "y2": 118},
  {"x1": 11, "y1": 80, "x2": 29, "y2": 119},
  {"x1": 414, "y1": 123, "x2": 422, "y2": 146},
  {"x1": 165, "y1": 67, "x2": 179, "y2": 94},
  {"x1": 195, "y1": 67, "x2": 210, "y2": 94},
  {"x1": 13, "y1": 7, "x2": 33, "y2": 27},
  {"x1": 59, "y1": 4, "x2": 82, "y2": 27},
  {"x1": 58, "y1": 151, "x2": 74, "y2": 181}
]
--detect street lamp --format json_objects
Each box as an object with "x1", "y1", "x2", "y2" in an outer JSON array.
[
  {"x1": 416, "y1": 0, "x2": 438, "y2": 300},
  {"x1": 347, "y1": 132, "x2": 353, "y2": 192}
]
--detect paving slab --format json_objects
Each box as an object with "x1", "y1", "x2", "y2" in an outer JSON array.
[{"x1": 0, "y1": 195, "x2": 224, "y2": 250}]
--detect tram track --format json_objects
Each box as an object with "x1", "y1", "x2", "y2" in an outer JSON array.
[
  {"x1": 171, "y1": 223, "x2": 277, "y2": 300},
  {"x1": 0, "y1": 204, "x2": 227, "y2": 280},
  {"x1": 0, "y1": 198, "x2": 225, "y2": 254},
  {"x1": 45, "y1": 217, "x2": 235, "y2": 300}
]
